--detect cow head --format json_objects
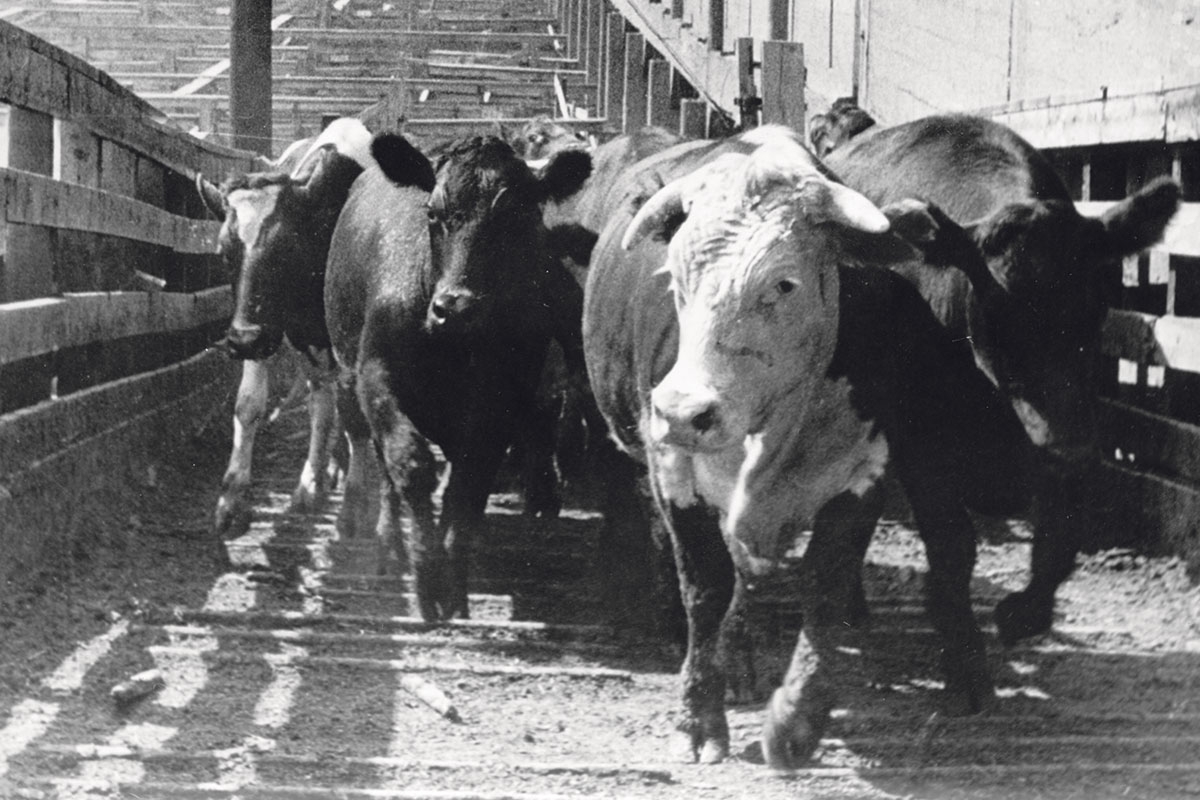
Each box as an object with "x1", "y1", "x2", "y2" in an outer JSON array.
[
  {"x1": 197, "y1": 120, "x2": 377, "y2": 359},
  {"x1": 621, "y1": 133, "x2": 918, "y2": 570},
  {"x1": 416, "y1": 135, "x2": 591, "y2": 333},
  {"x1": 808, "y1": 97, "x2": 877, "y2": 158},
  {"x1": 508, "y1": 116, "x2": 593, "y2": 162},
  {"x1": 957, "y1": 177, "x2": 1179, "y2": 464}
]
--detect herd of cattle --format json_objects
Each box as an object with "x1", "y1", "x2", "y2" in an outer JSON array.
[{"x1": 193, "y1": 103, "x2": 1180, "y2": 772}]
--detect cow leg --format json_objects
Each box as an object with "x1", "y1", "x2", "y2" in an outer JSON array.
[
  {"x1": 907, "y1": 480, "x2": 996, "y2": 716},
  {"x1": 335, "y1": 373, "x2": 374, "y2": 542},
  {"x1": 214, "y1": 360, "x2": 269, "y2": 538},
  {"x1": 995, "y1": 462, "x2": 1089, "y2": 645},
  {"x1": 289, "y1": 352, "x2": 337, "y2": 513},
  {"x1": 517, "y1": 396, "x2": 563, "y2": 519},
  {"x1": 357, "y1": 358, "x2": 440, "y2": 617},
  {"x1": 440, "y1": 439, "x2": 509, "y2": 620},
  {"x1": 656, "y1": 498, "x2": 734, "y2": 765},
  {"x1": 761, "y1": 489, "x2": 875, "y2": 771}
]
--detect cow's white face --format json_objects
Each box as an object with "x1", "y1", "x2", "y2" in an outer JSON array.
[{"x1": 623, "y1": 135, "x2": 891, "y2": 572}]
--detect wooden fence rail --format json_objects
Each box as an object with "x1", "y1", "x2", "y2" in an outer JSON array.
[{"x1": 0, "y1": 19, "x2": 252, "y2": 583}]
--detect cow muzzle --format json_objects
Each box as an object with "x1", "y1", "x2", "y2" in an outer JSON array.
[
  {"x1": 426, "y1": 289, "x2": 480, "y2": 330},
  {"x1": 224, "y1": 323, "x2": 283, "y2": 360},
  {"x1": 649, "y1": 382, "x2": 728, "y2": 451}
]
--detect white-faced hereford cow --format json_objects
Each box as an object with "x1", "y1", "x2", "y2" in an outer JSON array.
[
  {"x1": 197, "y1": 119, "x2": 373, "y2": 536},
  {"x1": 584, "y1": 127, "x2": 1033, "y2": 770},
  {"x1": 821, "y1": 109, "x2": 1181, "y2": 644},
  {"x1": 326, "y1": 134, "x2": 591, "y2": 621}
]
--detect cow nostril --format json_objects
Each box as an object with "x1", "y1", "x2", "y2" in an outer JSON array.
[{"x1": 691, "y1": 407, "x2": 717, "y2": 433}]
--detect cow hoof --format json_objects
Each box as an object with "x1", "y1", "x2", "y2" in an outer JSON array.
[
  {"x1": 761, "y1": 688, "x2": 821, "y2": 771},
  {"x1": 668, "y1": 729, "x2": 728, "y2": 764},
  {"x1": 995, "y1": 590, "x2": 1054, "y2": 646},
  {"x1": 942, "y1": 659, "x2": 997, "y2": 717},
  {"x1": 288, "y1": 482, "x2": 326, "y2": 513},
  {"x1": 213, "y1": 498, "x2": 250, "y2": 539}
]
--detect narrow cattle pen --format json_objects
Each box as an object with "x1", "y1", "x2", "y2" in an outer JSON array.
[{"x1": 0, "y1": 0, "x2": 1199, "y2": 799}]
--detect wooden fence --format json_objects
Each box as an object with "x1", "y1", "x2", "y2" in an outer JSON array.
[
  {"x1": 550, "y1": 0, "x2": 1200, "y2": 567},
  {"x1": 0, "y1": 19, "x2": 255, "y2": 582}
]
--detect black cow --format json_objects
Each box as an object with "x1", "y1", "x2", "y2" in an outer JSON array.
[
  {"x1": 822, "y1": 108, "x2": 1181, "y2": 644},
  {"x1": 196, "y1": 119, "x2": 373, "y2": 535},
  {"x1": 808, "y1": 96, "x2": 878, "y2": 158},
  {"x1": 584, "y1": 126, "x2": 1032, "y2": 770},
  {"x1": 325, "y1": 134, "x2": 591, "y2": 621}
]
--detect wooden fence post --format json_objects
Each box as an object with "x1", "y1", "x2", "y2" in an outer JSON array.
[
  {"x1": 316, "y1": 0, "x2": 330, "y2": 28},
  {"x1": 604, "y1": 11, "x2": 625, "y2": 122},
  {"x1": 585, "y1": 0, "x2": 604, "y2": 114},
  {"x1": 573, "y1": 0, "x2": 585, "y2": 62},
  {"x1": 708, "y1": 0, "x2": 724, "y2": 52},
  {"x1": 671, "y1": 0, "x2": 683, "y2": 19},
  {"x1": 679, "y1": 98, "x2": 706, "y2": 139},
  {"x1": 623, "y1": 32, "x2": 647, "y2": 132},
  {"x1": 647, "y1": 59, "x2": 673, "y2": 128},
  {"x1": 769, "y1": 0, "x2": 788, "y2": 40},
  {"x1": 735, "y1": 37, "x2": 758, "y2": 129},
  {"x1": 563, "y1": 0, "x2": 576, "y2": 58},
  {"x1": 760, "y1": 40, "x2": 805, "y2": 131}
]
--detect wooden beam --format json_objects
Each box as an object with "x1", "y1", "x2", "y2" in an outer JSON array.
[
  {"x1": 622, "y1": 32, "x2": 647, "y2": 133},
  {"x1": 647, "y1": 58, "x2": 672, "y2": 128},
  {"x1": 1101, "y1": 308, "x2": 1200, "y2": 374},
  {"x1": 230, "y1": 0, "x2": 273, "y2": 155},
  {"x1": 1099, "y1": 461, "x2": 1200, "y2": 572},
  {"x1": 760, "y1": 40, "x2": 806, "y2": 131},
  {"x1": 707, "y1": 0, "x2": 724, "y2": 52},
  {"x1": 679, "y1": 97, "x2": 706, "y2": 138},
  {"x1": 1099, "y1": 398, "x2": 1200, "y2": 484},
  {"x1": 735, "y1": 36, "x2": 757, "y2": 129},
  {"x1": 603, "y1": 11, "x2": 625, "y2": 122},
  {"x1": 0, "y1": 287, "x2": 232, "y2": 365},
  {"x1": 1, "y1": 169, "x2": 219, "y2": 253}
]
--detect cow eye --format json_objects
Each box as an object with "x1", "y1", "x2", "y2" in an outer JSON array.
[{"x1": 776, "y1": 279, "x2": 797, "y2": 295}]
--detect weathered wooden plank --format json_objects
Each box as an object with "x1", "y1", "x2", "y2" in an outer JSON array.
[
  {"x1": 0, "y1": 287, "x2": 231, "y2": 366},
  {"x1": 1101, "y1": 308, "x2": 1200, "y2": 374},
  {"x1": 760, "y1": 39, "x2": 805, "y2": 131},
  {"x1": 0, "y1": 348, "x2": 239, "y2": 583},
  {"x1": 1099, "y1": 460, "x2": 1200, "y2": 570},
  {"x1": 679, "y1": 97, "x2": 706, "y2": 138},
  {"x1": 622, "y1": 31, "x2": 647, "y2": 132},
  {"x1": 2, "y1": 169, "x2": 219, "y2": 253},
  {"x1": 647, "y1": 58, "x2": 672, "y2": 128},
  {"x1": 1100, "y1": 398, "x2": 1200, "y2": 485},
  {"x1": 603, "y1": 11, "x2": 625, "y2": 121}
]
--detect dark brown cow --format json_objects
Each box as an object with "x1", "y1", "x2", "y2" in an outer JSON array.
[
  {"x1": 326, "y1": 134, "x2": 591, "y2": 621},
  {"x1": 822, "y1": 107, "x2": 1181, "y2": 644}
]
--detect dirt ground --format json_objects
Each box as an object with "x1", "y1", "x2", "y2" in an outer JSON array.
[{"x1": 2, "y1": 403, "x2": 1200, "y2": 799}]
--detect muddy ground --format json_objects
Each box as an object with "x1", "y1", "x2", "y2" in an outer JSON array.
[{"x1": 1, "y1": 401, "x2": 1199, "y2": 799}]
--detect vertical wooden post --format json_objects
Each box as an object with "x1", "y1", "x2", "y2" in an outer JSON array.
[
  {"x1": 230, "y1": 0, "x2": 273, "y2": 155},
  {"x1": 735, "y1": 37, "x2": 758, "y2": 129},
  {"x1": 604, "y1": 11, "x2": 624, "y2": 122},
  {"x1": 647, "y1": 58, "x2": 672, "y2": 128},
  {"x1": 671, "y1": 0, "x2": 683, "y2": 19},
  {"x1": 760, "y1": 40, "x2": 805, "y2": 131},
  {"x1": 585, "y1": 0, "x2": 603, "y2": 114},
  {"x1": 768, "y1": 0, "x2": 788, "y2": 40},
  {"x1": 679, "y1": 98, "x2": 706, "y2": 138},
  {"x1": 316, "y1": 0, "x2": 330, "y2": 28},
  {"x1": 622, "y1": 32, "x2": 647, "y2": 132},
  {"x1": 573, "y1": 0, "x2": 585, "y2": 61},
  {"x1": 708, "y1": 0, "x2": 724, "y2": 52},
  {"x1": 563, "y1": 0, "x2": 576, "y2": 58}
]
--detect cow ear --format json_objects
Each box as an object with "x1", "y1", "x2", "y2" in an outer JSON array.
[
  {"x1": 195, "y1": 173, "x2": 226, "y2": 221},
  {"x1": 1093, "y1": 176, "x2": 1180, "y2": 258},
  {"x1": 546, "y1": 223, "x2": 599, "y2": 266},
  {"x1": 882, "y1": 199, "x2": 997, "y2": 290},
  {"x1": 370, "y1": 133, "x2": 436, "y2": 192},
  {"x1": 537, "y1": 149, "x2": 592, "y2": 203}
]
